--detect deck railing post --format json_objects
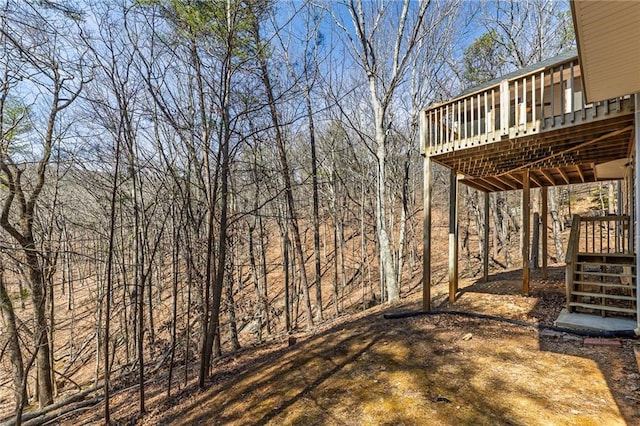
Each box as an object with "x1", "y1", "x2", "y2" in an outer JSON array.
[
  {"x1": 560, "y1": 63, "x2": 565, "y2": 125},
  {"x1": 500, "y1": 79, "x2": 509, "y2": 136},
  {"x1": 550, "y1": 67, "x2": 555, "y2": 127},
  {"x1": 423, "y1": 154, "x2": 432, "y2": 311},
  {"x1": 532, "y1": 74, "x2": 536, "y2": 126},
  {"x1": 448, "y1": 169, "x2": 459, "y2": 303},
  {"x1": 523, "y1": 170, "x2": 531, "y2": 294},
  {"x1": 540, "y1": 71, "x2": 545, "y2": 128}
]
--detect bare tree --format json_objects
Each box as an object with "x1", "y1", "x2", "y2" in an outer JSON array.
[
  {"x1": 333, "y1": 0, "x2": 459, "y2": 301},
  {"x1": 0, "y1": 2, "x2": 86, "y2": 409}
]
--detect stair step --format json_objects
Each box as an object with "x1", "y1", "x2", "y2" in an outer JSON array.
[
  {"x1": 574, "y1": 270, "x2": 636, "y2": 279},
  {"x1": 577, "y1": 252, "x2": 635, "y2": 258},
  {"x1": 576, "y1": 253, "x2": 636, "y2": 265},
  {"x1": 569, "y1": 302, "x2": 636, "y2": 314},
  {"x1": 571, "y1": 291, "x2": 636, "y2": 301},
  {"x1": 576, "y1": 261, "x2": 636, "y2": 268},
  {"x1": 574, "y1": 281, "x2": 636, "y2": 289}
]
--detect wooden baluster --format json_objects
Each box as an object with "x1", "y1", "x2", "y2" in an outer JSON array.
[
  {"x1": 446, "y1": 103, "x2": 450, "y2": 145},
  {"x1": 484, "y1": 92, "x2": 488, "y2": 137},
  {"x1": 560, "y1": 63, "x2": 565, "y2": 125},
  {"x1": 438, "y1": 107, "x2": 442, "y2": 149},
  {"x1": 569, "y1": 61, "x2": 575, "y2": 123},
  {"x1": 550, "y1": 67, "x2": 555, "y2": 127},
  {"x1": 463, "y1": 98, "x2": 467, "y2": 141},
  {"x1": 457, "y1": 100, "x2": 461, "y2": 149},
  {"x1": 532, "y1": 74, "x2": 536, "y2": 126},
  {"x1": 515, "y1": 79, "x2": 519, "y2": 129},
  {"x1": 523, "y1": 76, "x2": 527, "y2": 131},
  {"x1": 469, "y1": 97, "x2": 475, "y2": 140},
  {"x1": 491, "y1": 88, "x2": 496, "y2": 135},
  {"x1": 540, "y1": 71, "x2": 545, "y2": 128},
  {"x1": 477, "y1": 94, "x2": 481, "y2": 140}
]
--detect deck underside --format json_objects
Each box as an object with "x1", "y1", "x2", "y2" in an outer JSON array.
[{"x1": 430, "y1": 111, "x2": 635, "y2": 193}]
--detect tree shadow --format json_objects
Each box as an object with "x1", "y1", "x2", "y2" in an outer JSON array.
[
  {"x1": 444, "y1": 264, "x2": 640, "y2": 424},
  {"x1": 134, "y1": 275, "x2": 638, "y2": 425}
]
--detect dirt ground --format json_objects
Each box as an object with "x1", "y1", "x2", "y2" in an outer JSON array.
[{"x1": 60, "y1": 264, "x2": 640, "y2": 426}]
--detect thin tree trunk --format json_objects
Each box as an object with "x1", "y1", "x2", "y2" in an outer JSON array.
[
  {"x1": 103, "y1": 128, "x2": 122, "y2": 424},
  {"x1": 167, "y1": 204, "x2": 179, "y2": 398},
  {"x1": 251, "y1": 17, "x2": 314, "y2": 329},
  {"x1": 549, "y1": 187, "x2": 564, "y2": 261},
  {"x1": 0, "y1": 261, "x2": 24, "y2": 412},
  {"x1": 305, "y1": 91, "x2": 323, "y2": 321}
]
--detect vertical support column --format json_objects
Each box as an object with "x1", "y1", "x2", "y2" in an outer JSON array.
[
  {"x1": 541, "y1": 186, "x2": 549, "y2": 280},
  {"x1": 483, "y1": 191, "x2": 490, "y2": 283},
  {"x1": 522, "y1": 170, "x2": 531, "y2": 294},
  {"x1": 634, "y1": 93, "x2": 640, "y2": 331},
  {"x1": 449, "y1": 169, "x2": 459, "y2": 303},
  {"x1": 423, "y1": 155, "x2": 432, "y2": 311}
]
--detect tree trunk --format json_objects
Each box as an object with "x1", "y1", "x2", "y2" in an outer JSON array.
[
  {"x1": 0, "y1": 262, "x2": 24, "y2": 412},
  {"x1": 251, "y1": 17, "x2": 314, "y2": 329},
  {"x1": 373, "y1": 106, "x2": 399, "y2": 300},
  {"x1": 549, "y1": 187, "x2": 564, "y2": 261},
  {"x1": 305, "y1": 91, "x2": 323, "y2": 322}
]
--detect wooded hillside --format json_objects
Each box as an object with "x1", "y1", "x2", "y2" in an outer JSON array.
[{"x1": 0, "y1": 0, "x2": 582, "y2": 423}]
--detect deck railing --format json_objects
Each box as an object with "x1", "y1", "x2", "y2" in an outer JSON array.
[
  {"x1": 422, "y1": 57, "x2": 633, "y2": 155},
  {"x1": 564, "y1": 214, "x2": 635, "y2": 314},
  {"x1": 565, "y1": 215, "x2": 632, "y2": 261}
]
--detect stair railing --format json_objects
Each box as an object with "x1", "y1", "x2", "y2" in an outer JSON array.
[
  {"x1": 565, "y1": 214, "x2": 633, "y2": 310},
  {"x1": 577, "y1": 215, "x2": 631, "y2": 255},
  {"x1": 565, "y1": 215, "x2": 582, "y2": 309}
]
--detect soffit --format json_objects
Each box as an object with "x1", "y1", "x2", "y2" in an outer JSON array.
[{"x1": 572, "y1": 1, "x2": 640, "y2": 103}]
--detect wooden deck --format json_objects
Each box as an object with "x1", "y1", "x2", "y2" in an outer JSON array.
[{"x1": 421, "y1": 54, "x2": 636, "y2": 192}]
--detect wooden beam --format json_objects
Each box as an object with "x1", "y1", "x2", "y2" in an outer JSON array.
[
  {"x1": 479, "y1": 176, "x2": 510, "y2": 192},
  {"x1": 461, "y1": 178, "x2": 493, "y2": 193},
  {"x1": 494, "y1": 174, "x2": 518, "y2": 190},
  {"x1": 529, "y1": 172, "x2": 544, "y2": 188},
  {"x1": 449, "y1": 169, "x2": 459, "y2": 303},
  {"x1": 557, "y1": 167, "x2": 570, "y2": 185},
  {"x1": 575, "y1": 164, "x2": 585, "y2": 183},
  {"x1": 483, "y1": 191, "x2": 490, "y2": 283},
  {"x1": 522, "y1": 170, "x2": 531, "y2": 294},
  {"x1": 627, "y1": 127, "x2": 635, "y2": 159},
  {"x1": 540, "y1": 169, "x2": 557, "y2": 186},
  {"x1": 541, "y1": 186, "x2": 548, "y2": 280},
  {"x1": 495, "y1": 125, "x2": 634, "y2": 178},
  {"x1": 423, "y1": 155, "x2": 432, "y2": 311}
]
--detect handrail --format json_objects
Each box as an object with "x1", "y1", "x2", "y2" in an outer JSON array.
[
  {"x1": 578, "y1": 215, "x2": 631, "y2": 255},
  {"x1": 565, "y1": 214, "x2": 582, "y2": 264},
  {"x1": 422, "y1": 54, "x2": 634, "y2": 156},
  {"x1": 565, "y1": 214, "x2": 581, "y2": 311},
  {"x1": 565, "y1": 214, "x2": 635, "y2": 314},
  {"x1": 425, "y1": 56, "x2": 576, "y2": 113}
]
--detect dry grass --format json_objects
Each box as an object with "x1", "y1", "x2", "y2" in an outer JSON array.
[{"x1": 66, "y1": 266, "x2": 640, "y2": 425}]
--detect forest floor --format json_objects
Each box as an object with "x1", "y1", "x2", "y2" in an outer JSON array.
[{"x1": 63, "y1": 264, "x2": 640, "y2": 425}]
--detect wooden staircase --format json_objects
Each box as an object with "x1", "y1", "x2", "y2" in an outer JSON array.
[{"x1": 565, "y1": 215, "x2": 636, "y2": 317}]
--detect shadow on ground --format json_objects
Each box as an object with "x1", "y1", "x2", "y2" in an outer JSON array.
[{"x1": 135, "y1": 274, "x2": 637, "y2": 425}]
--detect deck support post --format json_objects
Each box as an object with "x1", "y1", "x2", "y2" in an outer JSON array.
[
  {"x1": 423, "y1": 155, "x2": 432, "y2": 311},
  {"x1": 449, "y1": 169, "x2": 459, "y2": 303},
  {"x1": 634, "y1": 93, "x2": 640, "y2": 331},
  {"x1": 523, "y1": 170, "x2": 531, "y2": 294},
  {"x1": 541, "y1": 186, "x2": 549, "y2": 280},
  {"x1": 483, "y1": 191, "x2": 490, "y2": 283}
]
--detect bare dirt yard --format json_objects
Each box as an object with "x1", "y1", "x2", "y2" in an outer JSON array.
[{"x1": 62, "y1": 264, "x2": 640, "y2": 426}]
